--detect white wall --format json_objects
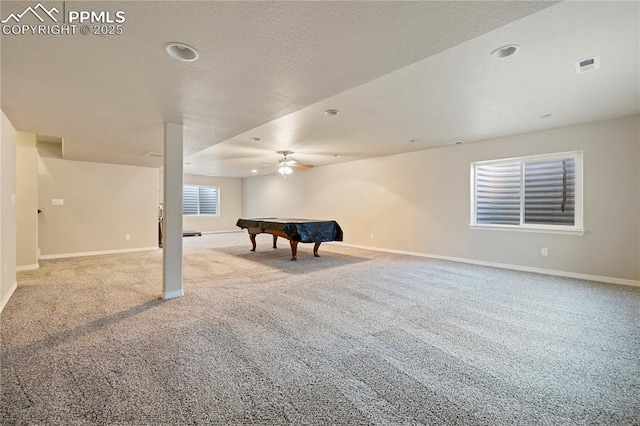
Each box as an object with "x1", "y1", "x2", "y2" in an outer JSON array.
[
  {"x1": 1, "y1": 111, "x2": 18, "y2": 312},
  {"x1": 243, "y1": 115, "x2": 640, "y2": 283},
  {"x1": 16, "y1": 132, "x2": 38, "y2": 269},
  {"x1": 38, "y1": 144, "x2": 159, "y2": 257},
  {"x1": 183, "y1": 174, "x2": 242, "y2": 233},
  {"x1": 158, "y1": 172, "x2": 243, "y2": 233}
]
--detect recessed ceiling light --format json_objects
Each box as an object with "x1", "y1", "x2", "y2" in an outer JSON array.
[
  {"x1": 538, "y1": 113, "x2": 555, "y2": 119},
  {"x1": 165, "y1": 42, "x2": 199, "y2": 62},
  {"x1": 251, "y1": 137, "x2": 261, "y2": 142},
  {"x1": 333, "y1": 154, "x2": 341, "y2": 157},
  {"x1": 251, "y1": 169, "x2": 258, "y2": 173},
  {"x1": 445, "y1": 141, "x2": 465, "y2": 146},
  {"x1": 491, "y1": 44, "x2": 520, "y2": 59},
  {"x1": 409, "y1": 139, "x2": 419, "y2": 144},
  {"x1": 324, "y1": 109, "x2": 340, "y2": 116}
]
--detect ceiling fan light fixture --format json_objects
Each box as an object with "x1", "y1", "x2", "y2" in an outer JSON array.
[
  {"x1": 165, "y1": 42, "x2": 199, "y2": 62},
  {"x1": 324, "y1": 109, "x2": 340, "y2": 116},
  {"x1": 278, "y1": 166, "x2": 293, "y2": 177}
]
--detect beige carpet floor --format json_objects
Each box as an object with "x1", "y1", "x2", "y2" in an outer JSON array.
[{"x1": 1, "y1": 232, "x2": 639, "y2": 425}]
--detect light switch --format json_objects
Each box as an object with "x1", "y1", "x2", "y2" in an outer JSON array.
[
  {"x1": 52, "y1": 199, "x2": 64, "y2": 206},
  {"x1": 11, "y1": 194, "x2": 16, "y2": 204}
]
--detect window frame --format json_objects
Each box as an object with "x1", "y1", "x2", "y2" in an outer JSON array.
[
  {"x1": 182, "y1": 185, "x2": 220, "y2": 217},
  {"x1": 470, "y1": 151, "x2": 584, "y2": 235}
]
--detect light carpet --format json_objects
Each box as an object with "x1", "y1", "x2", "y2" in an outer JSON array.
[{"x1": 1, "y1": 232, "x2": 639, "y2": 425}]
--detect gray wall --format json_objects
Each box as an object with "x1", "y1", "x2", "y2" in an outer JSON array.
[
  {"x1": 243, "y1": 115, "x2": 640, "y2": 282},
  {"x1": 157, "y1": 172, "x2": 243, "y2": 233},
  {"x1": 16, "y1": 132, "x2": 38, "y2": 268},
  {"x1": 182, "y1": 174, "x2": 242, "y2": 233},
  {"x1": 1, "y1": 111, "x2": 18, "y2": 312},
  {"x1": 37, "y1": 143, "x2": 158, "y2": 257}
]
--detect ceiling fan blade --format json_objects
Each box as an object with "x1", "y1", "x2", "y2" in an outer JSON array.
[{"x1": 294, "y1": 163, "x2": 314, "y2": 169}]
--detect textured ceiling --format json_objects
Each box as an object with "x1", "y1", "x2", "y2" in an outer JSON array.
[{"x1": 1, "y1": 1, "x2": 638, "y2": 177}]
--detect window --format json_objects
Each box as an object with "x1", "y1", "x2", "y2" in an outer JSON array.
[
  {"x1": 471, "y1": 152, "x2": 583, "y2": 234},
  {"x1": 183, "y1": 185, "x2": 218, "y2": 216}
]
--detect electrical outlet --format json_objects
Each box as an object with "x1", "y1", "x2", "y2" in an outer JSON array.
[
  {"x1": 125, "y1": 234, "x2": 131, "y2": 240},
  {"x1": 541, "y1": 248, "x2": 549, "y2": 256}
]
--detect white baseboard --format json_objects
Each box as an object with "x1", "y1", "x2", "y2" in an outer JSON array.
[
  {"x1": 201, "y1": 230, "x2": 243, "y2": 234},
  {"x1": 16, "y1": 263, "x2": 39, "y2": 271},
  {"x1": 39, "y1": 246, "x2": 159, "y2": 260},
  {"x1": 338, "y1": 243, "x2": 640, "y2": 288},
  {"x1": 163, "y1": 289, "x2": 184, "y2": 300},
  {"x1": 0, "y1": 281, "x2": 18, "y2": 313}
]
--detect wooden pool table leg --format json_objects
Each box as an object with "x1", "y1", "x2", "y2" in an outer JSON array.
[
  {"x1": 249, "y1": 233, "x2": 257, "y2": 251},
  {"x1": 289, "y1": 240, "x2": 298, "y2": 261},
  {"x1": 272, "y1": 234, "x2": 278, "y2": 249},
  {"x1": 313, "y1": 242, "x2": 321, "y2": 257}
]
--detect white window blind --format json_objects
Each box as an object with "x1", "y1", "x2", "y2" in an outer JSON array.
[
  {"x1": 476, "y1": 162, "x2": 521, "y2": 225},
  {"x1": 471, "y1": 152, "x2": 583, "y2": 234},
  {"x1": 524, "y1": 159, "x2": 575, "y2": 225},
  {"x1": 183, "y1": 185, "x2": 218, "y2": 216},
  {"x1": 183, "y1": 186, "x2": 199, "y2": 215}
]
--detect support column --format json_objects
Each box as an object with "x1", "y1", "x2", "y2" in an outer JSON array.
[{"x1": 163, "y1": 123, "x2": 184, "y2": 299}]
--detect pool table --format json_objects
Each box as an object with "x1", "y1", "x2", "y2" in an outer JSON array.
[{"x1": 236, "y1": 218, "x2": 343, "y2": 261}]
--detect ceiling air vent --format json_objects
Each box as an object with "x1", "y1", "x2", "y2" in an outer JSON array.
[
  {"x1": 145, "y1": 152, "x2": 164, "y2": 158},
  {"x1": 575, "y1": 56, "x2": 600, "y2": 74}
]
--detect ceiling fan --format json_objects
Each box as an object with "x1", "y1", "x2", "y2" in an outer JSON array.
[{"x1": 265, "y1": 151, "x2": 314, "y2": 177}]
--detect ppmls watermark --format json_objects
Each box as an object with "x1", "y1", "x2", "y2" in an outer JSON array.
[{"x1": 1, "y1": 2, "x2": 126, "y2": 36}]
